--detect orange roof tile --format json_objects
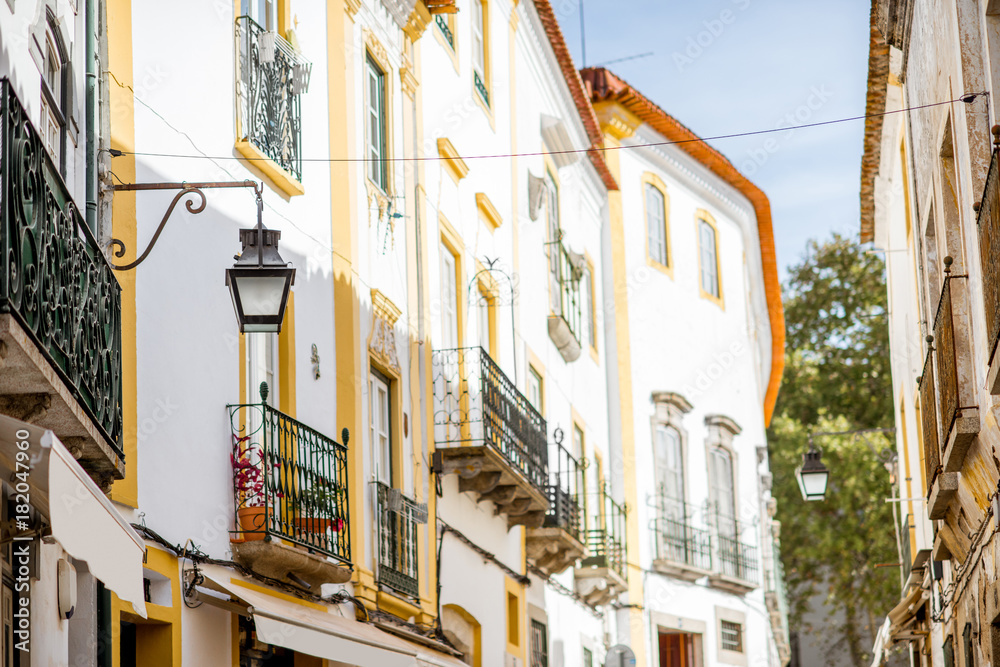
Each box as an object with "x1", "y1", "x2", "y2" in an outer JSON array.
[
  {"x1": 532, "y1": 1, "x2": 618, "y2": 191},
  {"x1": 580, "y1": 67, "x2": 786, "y2": 426}
]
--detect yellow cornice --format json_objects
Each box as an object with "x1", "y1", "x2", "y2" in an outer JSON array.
[
  {"x1": 438, "y1": 137, "x2": 470, "y2": 182},
  {"x1": 345, "y1": 0, "x2": 362, "y2": 17},
  {"x1": 593, "y1": 100, "x2": 642, "y2": 142},
  {"x1": 371, "y1": 288, "x2": 402, "y2": 326},
  {"x1": 476, "y1": 192, "x2": 503, "y2": 230}
]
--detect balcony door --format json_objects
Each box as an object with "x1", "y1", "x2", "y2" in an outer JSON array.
[
  {"x1": 246, "y1": 333, "x2": 278, "y2": 407},
  {"x1": 241, "y1": 0, "x2": 277, "y2": 30},
  {"x1": 659, "y1": 631, "x2": 698, "y2": 667},
  {"x1": 370, "y1": 370, "x2": 393, "y2": 486},
  {"x1": 654, "y1": 425, "x2": 686, "y2": 561},
  {"x1": 710, "y1": 447, "x2": 736, "y2": 538}
]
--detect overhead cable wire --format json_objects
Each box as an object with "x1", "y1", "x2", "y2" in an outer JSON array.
[{"x1": 108, "y1": 95, "x2": 984, "y2": 167}]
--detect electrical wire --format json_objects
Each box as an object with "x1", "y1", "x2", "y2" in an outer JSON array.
[{"x1": 107, "y1": 95, "x2": 984, "y2": 166}]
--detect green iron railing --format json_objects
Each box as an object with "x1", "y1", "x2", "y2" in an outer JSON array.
[
  {"x1": 375, "y1": 481, "x2": 424, "y2": 598},
  {"x1": 0, "y1": 79, "x2": 123, "y2": 457},
  {"x1": 435, "y1": 14, "x2": 455, "y2": 48},
  {"x1": 474, "y1": 71, "x2": 490, "y2": 106},
  {"x1": 581, "y1": 484, "x2": 627, "y2": 580},
  {"x1": 228, "y1": 387, "x2": 351, "y2": 563}
]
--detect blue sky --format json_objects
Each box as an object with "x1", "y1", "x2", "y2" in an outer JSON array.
[{"x1": 557, "y1": 0, "x2": 872, "y2": 277}]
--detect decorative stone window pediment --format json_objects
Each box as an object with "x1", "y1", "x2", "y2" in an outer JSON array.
[
  {"x1": 705, "y1": 414, "x2": 742, "y2": 445},
  {"x1": 652, "y1": 391, "x2": 693, "y2": 426},
  {"x1": 369, "y1": 289, "x2": 401, "y2": 373}
]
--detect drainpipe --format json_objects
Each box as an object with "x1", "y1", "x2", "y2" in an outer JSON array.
[{"x1": 85, "y1": 0, "x2": 99, "y2": 233}]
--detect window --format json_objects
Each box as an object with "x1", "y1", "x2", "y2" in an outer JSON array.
[
  {"x1": 366, "y1": 55, "x2": 388, "y2": 191},
  {"x1": 583, "y1": 647, "x2": 593, "y2": 667},
  {"x1": 546, "y1": 171, "x2": 561, "y2": 313},
  {"x1": 720, "y1": 620, "x2": 743, "y2": 653},
  {"x1": 710, "y1": 447, "x2": 736, "y2": 537},
  {"x1": 477, "y1": 281, "x2": 495, "y2": 358},
  {"x1": 442, "y1": 606, "x2": 481, "y2": 667},
  {"x1": 582, "y1": 264, "x2": 596, "y2": 350},
  {"x1": 527, "y1": 366, "x2": 543, "y2": 412},
  {"x1": 698, "y1": 218, "x2": 720, "y2": 300},
  {"x1": 963, "y1": 623, "x2": 974, "y2": 667},
  {"x1": 39, "y1": 18, "x2": 67, "y2": 169},
  {"x1": 471, "y1": 0, "x2": 489, "y2": 106},
  {"x1": 943, "y1": 636, "x2": 955, "y2": 667},
  {"x1": 530, "y1": 619, "x2": 548, "y2": 667},
  {"x1": 507, "y1": 592, "x2": 519, "y2": 647},
  {"x1": 646, "y1": 183, "x2": 668, "y2": 266},
  {"x1": 370, "y1": 371, "x2": 392, "y2": 484},
  {"x1": 655, "y1": 426, "x2": 685, "y2": 510},
  {"x1": 241, "y1": 0, "x2": 276, "y2": 30},
  {"x1": 441, "y1": 244, "x2": 459, "y2": 349},
  {"x1": 247, "y1": 333, "x2": 278, "y2": 406}
]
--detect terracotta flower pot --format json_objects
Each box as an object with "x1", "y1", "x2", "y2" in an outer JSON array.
[{"x1": 237, "y1": 506, "x2": 267, "y2": 541}]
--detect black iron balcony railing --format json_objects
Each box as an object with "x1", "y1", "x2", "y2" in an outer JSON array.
[
  {"x1": 544, "y1": 439, "x2": 584, "y2": 541},
  {"x1": 900, "y1": 513, "x2": 914, "y2": 584},
  {"x1": 432, "y1": 347, "x2": 548, "y2": 492},
  {"x1": 435, "y1": 14, "x2": 455, "y2": 48},
  {"x1": 0, "y1": 79, "x2": 123, "y2": 456},
  {"x1": 919, "y1": 350, "x2": 940, "y2": 496},
  {"x1": 976, "y1": 140, "x2": 1000, "y2": 367},
  {"x1": 228, "y1": 394, "x2": 350, "y2": 563},
  {"x1": 714, "y1": 508, "x2": 758, "y2": 584},
  {"x1": 236, "y1": 16, "x2": 309, "y2": 181},
  {"x1": 375, "y1": 482, "x2": 423, "y2": 598},
  {"x1": 581, "y1": 485, "x2": 628, "y2": 580},
  {"x1": 932, "y1": 275, "x2": 973, "y2": 451},
  {"x1": 549, "y1": 240, "x2": 583, "y2": 345},
  {"x1": 650, "y1": 495, "x2": 712, "y2": 572},
  {"x1": 474, "y1": 71, "x2": 490, "y2": 107}
]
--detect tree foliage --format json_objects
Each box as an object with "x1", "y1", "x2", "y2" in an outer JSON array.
[{"x1": 769, "y1": 234, "x2": 899, "y2": 666}]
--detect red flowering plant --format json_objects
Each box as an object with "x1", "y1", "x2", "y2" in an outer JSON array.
[{"x1": 231, "y1": 435, "x2": 269, "y2": 508}]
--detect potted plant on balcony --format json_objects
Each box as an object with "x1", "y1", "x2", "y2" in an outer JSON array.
[
  {"x1": 289, "y1": 480, "x2": 345, "y2": 536},
  {"x1": 232, "y1": 435, "x2": 268, "y2": 541}
]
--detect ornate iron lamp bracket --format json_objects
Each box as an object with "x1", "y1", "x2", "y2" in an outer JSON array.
[{"x1": 109, "y1": 180, "x2": 262, "y2": 271}]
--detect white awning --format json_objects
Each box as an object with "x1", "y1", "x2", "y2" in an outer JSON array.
[
  {"x1": 0, "y1": 414, "x2": 147, "y2": 617},
  {"x1": 870, "y1": 617, "x2": 891, "y2": 667},
  {"x1": 194, "y1": 566, "x2": 468, "y2": 667}
]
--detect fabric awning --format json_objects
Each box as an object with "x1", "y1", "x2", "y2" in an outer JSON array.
[
  {"x1": 0, "y1": 414, "x2": 147, "y2": 617},
  {"x1": 195, "y1": 566, "x2": 469, "y2": 667},
  {"x1": 870, "y1": 617, "x2": 891, "y2": 667}
]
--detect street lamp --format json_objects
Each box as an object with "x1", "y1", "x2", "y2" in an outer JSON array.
[
  {"x1": 225, "y1": 195, "x2": 295, "y2": 333},
  {"x1": 108, "y1": 180, "x2": 295, "y2": 333},
  {"x1": 796, "y1": 443, "x2": 829, "y2": 501}
]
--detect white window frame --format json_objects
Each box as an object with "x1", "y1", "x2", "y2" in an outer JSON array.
[
  {"x1": 366, "y1": 55, "x2": 388, "y2": 192},
  {"x1": 646, "y1": 184, "x2": 668, "y2": 266},
  {"x1": 370, "y1": 371, "x2": 392, "y2": 485},
  {"x1": 440, "y1": 245, "x2": 459, "y2": 349},
  {"x1": 246, "y1": 333, "x2": 279, "y2": 407},
  {"x1": 699, "y1": 219, "x2": 720, "y2": 299}
]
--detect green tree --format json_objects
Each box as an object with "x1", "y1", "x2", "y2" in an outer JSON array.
[{"x1": 769, "y1": 233, "x2": 899, "y2": 666}]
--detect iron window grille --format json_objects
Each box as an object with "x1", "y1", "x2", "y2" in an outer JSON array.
[
  {"x1": 0, "y1": 79, "x2": 124, "y2": 456},
  {"x1": 720, "y1": 620, "x2": 743, "y2": 652},
  {"x1": 375, "y1": 481, "x2": 425, "y2": 598},
  {"x1": 530, "y1": 619, "x2": 548, "y2": 667},
  {"x1": 236, "y1": 16, "x2": 309, "y2": 182},
  {"x1": 549, "y1": 239, "x2": 584, "y2": 345},
  {"x1": 227, "y1": 392, "x2": 351, "y2": 563},
  {"x1": 432, "y1": 346, "x2": 549, "y2": 493},
  {"x1": 544, "y1": 438, "x2": 584, "y2": 541}
]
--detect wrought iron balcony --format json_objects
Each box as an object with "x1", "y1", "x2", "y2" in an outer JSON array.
[
  {"x1": 547, "y1": 240, "x2": 583, "y2": 362},
  {"x1": 227, "y1": 393, "x2": 351, "y2": 589},
  {"x1": 435, "y1": 14, "x2": 455, "y2": 48},
  {"x1": 0, "y1": 79, "x2": 123, "y2": 487},
  {"x1": 924, "y1": 274, "x2": 978, "y2": 486},
  {"x1": 977, "y1": 133, "x2": 1000, "y2": 393},
  {"x1": 709, "y1": 508, "x2": 758, "y2": 593},
  {"x1": 919, "y1": 350, "x2": 940, "y2": 497},
  {"x1": 526, "y1": 437, "x2": 586, "y2": 576},
  {"x1": 432, "y1": 347, "x2": 550, "y2": 528},
  {"x1": 575, "y1": 484, "x2": 628, "y2": 606},
  {"x1": 650, "y1": 496, "x2": 712, "y2": 578},
  {"x1": 236, "y1": 16, "x2": 309, "y2": 182},
  {"x1": 375, "y1": 482, "x2": 424, "y2": 599}
]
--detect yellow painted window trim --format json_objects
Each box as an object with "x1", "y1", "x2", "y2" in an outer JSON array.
[
  {"x1": 438, "y1": 137, "x2": 470, "y2": 182},
  {"x1": 235, "y1": 140, "x2": 305, "y2": 197},
  {"x1": 363, "y1": 36, "x2": 395, "y2": 198},
  {"x1": 504, "y1": 576, "x2": 525, "y2": 658},
  {"x1": 476, "y1": 192, "x2": 503, "y2": 230},
  {"x1": 696, "y1": 208, "x2": 725, "y2": 310},
  {"x1": 443, "y1": 604, "x2": 483, "y2": 667},
  {"x1": 641, "y1": 172, "x2": 673, "y2": 278}
]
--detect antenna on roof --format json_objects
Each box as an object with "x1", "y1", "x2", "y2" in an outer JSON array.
[
  {"x1": 579, "y1": 0, "x2": 587, "y2": 67},
  {"x1": 592, "y1": 51, "x2": 655, "y2": 68}
]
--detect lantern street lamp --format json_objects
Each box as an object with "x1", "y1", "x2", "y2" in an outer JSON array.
[
  {"x1": 108, "y1": 180, "x2": 295, "y2": 333},
  {"x1": 796, "y1": 442, "x2": 829, "y2": 501},
  {"x1": 225, "y1": 194, "x2": 295, "y2": 333}
]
